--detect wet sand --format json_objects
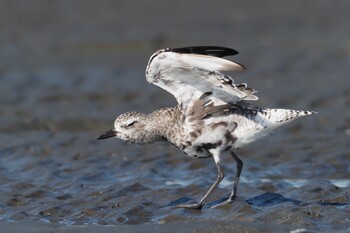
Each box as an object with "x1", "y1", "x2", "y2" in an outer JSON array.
[{"x1": 0, "y1": 1, "x2": 349, "y2": 232}]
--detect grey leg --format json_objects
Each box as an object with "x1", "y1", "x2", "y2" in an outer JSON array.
[
  {"x1": 176, "y1": 160, "x2": 224, "y2": 209},
  {"x1": 229, "y1": 151, "x2": 243, "y2": 202},
  {"x1": 211, "y1": 151, "x2": 243, "y2": 208}
]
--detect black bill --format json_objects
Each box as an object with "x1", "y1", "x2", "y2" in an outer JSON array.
[{"x1": 97, "y1": 129, "x2": 117, "y2": 140}]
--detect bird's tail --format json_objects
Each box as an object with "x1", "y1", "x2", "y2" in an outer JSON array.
[{"x1": 262, "y1": 108, "x2": 317, "y2": 125}]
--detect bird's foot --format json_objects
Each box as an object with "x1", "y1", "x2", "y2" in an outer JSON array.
[
  {"x1": 210, "y1": 198, "x2": 234, "y2": 208},
  {"x1": 176, "y1": 202, "x2": 204, "y2": 209}
]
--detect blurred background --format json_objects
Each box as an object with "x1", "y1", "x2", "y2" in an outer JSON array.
[{"x1": 0, "y1": 0, "x2": 349, "y2": 231}]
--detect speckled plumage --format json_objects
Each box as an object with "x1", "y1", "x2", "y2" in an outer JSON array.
[{"x1": 98, "y1": 46, "x2": 316, "y2": 209}]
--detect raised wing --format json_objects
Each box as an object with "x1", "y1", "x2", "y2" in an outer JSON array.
[{"x1": 145, "y1": 46, "x2": 258, "y2": 112}]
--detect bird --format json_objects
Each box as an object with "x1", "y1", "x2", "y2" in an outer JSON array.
[{"x1": 97, "y1": 46, "x2": 316, "y2": 209}]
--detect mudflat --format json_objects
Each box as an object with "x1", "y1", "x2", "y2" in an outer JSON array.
[{"x1": 0, "y1": 1, "x2": 349, "y2": 232}]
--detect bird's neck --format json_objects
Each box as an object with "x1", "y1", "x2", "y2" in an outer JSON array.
[{"x1": 144, "y1": 106, "x2": 183, "y2": 144}]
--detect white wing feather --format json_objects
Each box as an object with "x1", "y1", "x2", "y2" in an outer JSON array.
[
  {"x1": 145, "y1": 48, "x2": 258, "y2": 112},
  {"x1": 180, "y1": 53, "x2": 246, "y2": 72}
]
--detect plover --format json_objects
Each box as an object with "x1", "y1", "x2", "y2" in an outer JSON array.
[{"x1": 97, "y1": 46, "x2": 316, "y2": 209}]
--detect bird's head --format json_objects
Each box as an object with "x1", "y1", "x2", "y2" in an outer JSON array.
[{"x1": 97, "y1": 112, "x2": 148, "y2": 144}]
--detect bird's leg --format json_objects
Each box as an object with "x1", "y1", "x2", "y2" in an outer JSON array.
[
  {"x1": 176, "y1": 150, "x2": 224, "y2": 209},
  {"x1": 228, "y1": 151, "x2": 243, "y2": 202},
  {"x1": 210, "y1": 151, "x2": 243, "y2": 208}
]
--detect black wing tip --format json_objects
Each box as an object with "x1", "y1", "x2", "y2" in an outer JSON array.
[{"x1": 168, "y1": 46, "x2": 239, "y2": 57}]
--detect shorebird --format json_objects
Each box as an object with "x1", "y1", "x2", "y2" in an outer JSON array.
[{"x1": 97, "y1": 46, "x2": 316, "y2": 209}]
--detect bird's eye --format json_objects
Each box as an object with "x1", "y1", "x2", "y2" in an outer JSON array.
[{"x1": 125, "y1": 121, "x2": 137, "y2": 128}]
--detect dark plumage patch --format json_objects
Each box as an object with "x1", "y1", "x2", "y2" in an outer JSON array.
[
  {"x1": 169, "y1": 46, "x2": 239, "y2": 58},
  {"x1": 225, "y1": 131, "x2": 237, "y2": 144},
  {"x1": 210, "y1": 122, "x2": 229, "y2": 130},
  {"x1": 196, "y1": 141, "x2": 223, "y2": 153},
  {"x1": 199, "y1": 92, "x2": 213, "y2": 100},
  {"x1": 195, "y1": 146, "x2": 203, "y2": 153},
  {"x1": 227, "y1": 104, "x2": 259, "y2": 119}
]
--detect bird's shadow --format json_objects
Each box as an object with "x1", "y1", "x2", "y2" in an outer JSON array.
[
  {"x1": 167, "y1": 197, "x2": 194, "y2": 207},
  {"x1": 243, "y1": 192, "x2": 301, "y2": 207},
  {"x1": 167, "y1": 192, "x2": 302, "y2": 208}
]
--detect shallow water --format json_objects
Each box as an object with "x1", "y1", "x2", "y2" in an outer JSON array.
[{"x1": 0, "y1": 1, "x2": 350, "y2": 232}]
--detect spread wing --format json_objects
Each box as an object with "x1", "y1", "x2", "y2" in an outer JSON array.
[{"x1": 145, "y1": 46, "x2": 258, "y2": 113}]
